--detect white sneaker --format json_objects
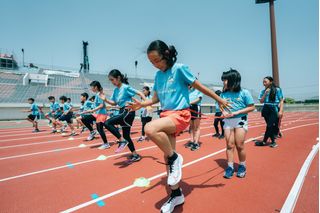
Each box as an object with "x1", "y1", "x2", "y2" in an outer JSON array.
[
  {"x1": 86, "y1": 131, "x2": 97, "y2": 141},
  {"x1": 167, "y1": 153, "x2": 183, "y2": 186},
  {"x1": 160, "y1": 192, "x2": 184, "y2": 213},
  {"x1": 98, "y1": 143, "x2": 111, "y2": 150}
]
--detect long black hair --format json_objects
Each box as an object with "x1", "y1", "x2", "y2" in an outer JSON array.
[
  {"x1": 147, "y1": 40, "x2": 178, "y2": 68},
  {"x1": 264, "y1": 76, "x2": 277, "y2": 102},
  {"x1": 221, "y1": 69, "x2": 241, "y2": 92},
  {"x1": 143, "y1": 86, "x2": 151, "y2": 97},
  {"x1": 89, "y1": 81, "x2": 103, "y2": 92},
  {"x1": 108, "y1": 69, "x2": 129, "y2": 85}
]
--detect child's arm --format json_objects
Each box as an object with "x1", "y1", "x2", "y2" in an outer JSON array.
[
  {"x1": 99, "y1": 93, "x2": 117, "y2": 106},
  {"x1": 191, "y1": 80, "x2": 231, "y2": 109},
  {"x1": 223, "y1": 104, "x2": 255, "y2": 118},
  {"x1": 83, "y1": 104, "x2": 104, "y2": 114},
  {"x1": 259, "y1": 88, "x2": 270, "y2": 104},
  {"x1": 128, "y1": 91, "x2": 159, "y2": 111},
  {"x1": 190, "y1": 97, "x2": 202, "y2": 105}
]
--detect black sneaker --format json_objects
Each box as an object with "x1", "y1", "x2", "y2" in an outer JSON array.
[
  {"x1": 218, "y1": 135, "x2": 225, "y2": 139},
  {"x1": 190, "y1": 143, "x2": 200, "y2": 151},
  {"x1": 32, "y1": 129, "x2": 40, "y2": 133},
  {"x1": 269, "y1": 142, "x2": 278, "y2": 148},
  {"x1": 129, "y1": 154, "x2": 141, "y2": 162},
  {"x1": 255, "y1": 141, "x2": 267, "y2": 146},
  {"x1": 212, "y1": 133, "x2": 220, "y2": 138},
  {"x1": 184, "y1": 141, "x2": 194, "y2": 148}
]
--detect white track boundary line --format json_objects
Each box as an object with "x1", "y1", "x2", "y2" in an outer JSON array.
[
  {"x1": 280, "y1": 142, "x2": 319, "y2": 213},
  {"x1": 60, "y1": 122, "x2": 319, "y2": 213}
]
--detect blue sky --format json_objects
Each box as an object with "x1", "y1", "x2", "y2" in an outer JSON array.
[{"x1": 1, "y1": 0, "x2": 318, "y2": 100}]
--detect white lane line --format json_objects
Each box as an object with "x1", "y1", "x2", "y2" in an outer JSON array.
[
  {"x1": 0, "y1": 120, "x2": 276, "y2": 160},
  {"x1": 280, "y1": 142, "x2": 319, "y2": 213},
  {"x1": 61, "y1": 122, "x2": 319, "y2": 213},
  {"x1": 0, "y1": 117, "x2": 313, "y2": 149}
]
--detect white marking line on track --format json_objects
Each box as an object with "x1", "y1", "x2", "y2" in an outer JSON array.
[
  {"x1": 60, "y1": 122, "x2": 319, "y2": 213},
  {"x1": 0, "y1": 117, "x2": 315, "y2": 149},
  {"x1": 280, "y1": 141, "x2": 319, "y2": 213}
]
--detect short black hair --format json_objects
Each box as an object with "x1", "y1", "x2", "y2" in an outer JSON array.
[
  {"x1": 67, "y1": 98, "x2": 71, "y2": 101},
  {"x1": 215, "y1": 90, "x2": 222, "y2": 96},
  {"x1": 81, "y1": 92, "x2": 89, "y2": 100},
  {"x1": 59, "y1": 96, "x2": 67, "y2": 102},
  {"x1": 221, "y1": 69, "x2": 241, "y2": 92},
  {"x1": 90, "y1": 81, "x2": 103, "y2": 91},
  {"x1": 89, "y1": 96, "x2": 95, "y2": 101},
  {"x1": 48, "y1": 96, "x2": 55, "y2": 100},
  {"x1": 28, "y1": 98, "x2": 35, "y2": 102}
]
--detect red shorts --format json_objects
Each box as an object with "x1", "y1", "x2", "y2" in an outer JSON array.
[
  {"x1": 160, "y1": 109, "x2": 191, "y2": 136},
  {"x1": 93, "y1": 114, "x2": 108, "y2": 123}
]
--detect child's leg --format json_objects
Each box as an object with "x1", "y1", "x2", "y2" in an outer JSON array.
[
  {"x1": 224, "y1": 129, "x2": 235, "y2": 164},
  {"x1": 189, "y1": 120, "x2": 194, "y2": 142},
  {"x1": 96, "y1": 122, "x2": 108, "y2": 144},
  {"x1": 34, "y1": 120, "x2": 39, "y2": 130},
  {"x1": 141, "y1": 117, "x2": 146, "y2": 136},
  {"x1": 193, "y1": 119, "x2": 201, "y2": 144},
  {"x1": 144, "y1": 117, "x2": 176, "y2": 157},
  {"x1": 220, "y1": 119, "x2": 224, "y2": 136},
  {"x1": 213, "y1": 118, "x2": 220, "y2": 135},
  {"x1": 234, "y1": 128, "x2": 247, "y2": 162},
  {"x1": 81, "y1": 116, "x2": 94, "y2": 132}
]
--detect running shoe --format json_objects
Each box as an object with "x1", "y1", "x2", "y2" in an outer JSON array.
[
  {"x1": 218, "y1": 134, "x2": 225, "y2": 139},
  {"x1": 269, "y1": 142, "x2": 278, "y2": 148},
  {"x1": 160, "y1": 189, "x2": 184, "y2": 213},
  {"x1": 51, "y1": 129, "x2": 57, "y2": 134},
  {"x1": 167, "y1": 153, "x2": 183, "y2": 186},
  {"x1": 86, "y1": 131, "x2": 97, "y2": 141},
  {"x1": 224, "y1": 166, "x2": 234, "y2": 179},
  {"x1": 190, "y1": 143, "x2": 200, "y2": 151},
  {"x1": 129, "y1": 154, "x2": 141, "y2": 162},
  {"x1": 32, "y1": 129, "x2": 40, "y2": 133},
  {"x1": 255, "y1": 140, "x2": 267, "y2": 146},
  {"x1": 115, "y1": 140, "x2": 129, "y2": 153},
  {"x1": 237, "y1": 165, "x2": 247, "y2": 178},
  {"x1": 137, "y1": 136, "x2": 145, "y2": 143},
  {"x1": 69, "y1": 132, "x2": 77, "y2": 137},
  {"x1": 212, "y1": 133, "x2": 220, "y2": 138},
  {"x1": 184, "y1": 141, "x2": 194, "y2": 148},
  {"x1": 98, "y1": 143, "x2": 111, "y2": 150}
]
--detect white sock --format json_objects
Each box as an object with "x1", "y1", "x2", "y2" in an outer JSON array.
[
  {"x1": 228, "y1": 162, "x2": 234, "y2": 169},
  {"x1": 240, "y1": 161, "x2": 246, "y2": 166}
]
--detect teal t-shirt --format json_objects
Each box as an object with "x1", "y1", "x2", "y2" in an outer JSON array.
[{"x1": 111, "y1": 84, "x2": 138, "y2": 108}]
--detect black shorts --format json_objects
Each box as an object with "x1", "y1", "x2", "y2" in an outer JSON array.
[
  {"x1": 28, "y1": 114, "x2": 39, "y2": 121},
  {"x1": 190, "y1": 104, "x2": 201, "y2": 120},
  {"x1": 59, "y1": 112, "x2": 73, "y2": 124}
]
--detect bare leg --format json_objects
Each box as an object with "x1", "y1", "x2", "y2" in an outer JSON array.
[
  {"x1": 193, "y1": 119, "x2": 201, "y2": 144},
  {"x1": 224, "y1": 129, "x2": 235, "y2": 163},
  {"x1": 234, "y1": 128, "x2": 247, "y2": 162}
]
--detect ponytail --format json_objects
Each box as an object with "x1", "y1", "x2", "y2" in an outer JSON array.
[
  {"x1": 147, "y1": 40, "x2": 178, "y2": 68},
  {"x1": 108, "y1": 69, "x2": 129, "y2": 85}
]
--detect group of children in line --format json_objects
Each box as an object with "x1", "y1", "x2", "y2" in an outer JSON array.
[{"x1": 23, "y1": 40, "x2": 284, "y2": 213}]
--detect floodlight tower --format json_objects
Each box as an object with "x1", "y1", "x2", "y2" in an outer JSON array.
[
  {"x1": 82, "y1": 41, "x2": 89, "y2": 73},
  {"x1": 256, "y1": 0, "x2": 280, "y2": 86}
]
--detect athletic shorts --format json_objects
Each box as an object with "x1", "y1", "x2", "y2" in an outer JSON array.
[
  {"x1": 59, "y1": 112, "x2": 73, "y2": 124},
  {"x1": 47, "y1": 112, "x2": 62, "y2": 119},
  {"x1": 160, "y1": 109, "x2": 191, "y2": 136},
  {"x1": 223, "y1": 116, "x2": 248, "y2": 131},
  {"x1": 93, "y1": 114, "x2": 108, "y2": 123},
  {"x1": 190, "y1": 104, "x2": 201, "y2": 120},
  {"x1": 28, "y1": 114, "x2": 40, "y2": 121}
]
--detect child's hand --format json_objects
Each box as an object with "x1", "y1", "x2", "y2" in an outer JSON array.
[
  {"x1": 265, "y1": 88, "x2": 271, "y2": 93},
  {"x1": 99, "y1": 93, "x2": 106, "y2": 101},
  {"x1": 126, "y1": 98, "x2": 142, "y2": 111},
  {"x1": 219, "y1": 99, "x2": 232, "y2": 112}
]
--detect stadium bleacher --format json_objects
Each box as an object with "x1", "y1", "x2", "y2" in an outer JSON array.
[{"x1": 0, "y1": 68, "x2": 253, "y2": 105}]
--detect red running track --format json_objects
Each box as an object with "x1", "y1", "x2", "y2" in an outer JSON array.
[{"x1": 0, "y1": 112, "x2": 318, "y2": 213}]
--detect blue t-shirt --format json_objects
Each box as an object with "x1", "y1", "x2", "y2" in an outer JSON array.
[
  {"x1": 111, "y1": 84, "x2": 138, "y2": 108},
  {"x1": 63, "y1": 102, "x2": 72, "y2": 112},
  {"x1": 94, "y1": 92, "x2": 107, "y2": 115},
  {"x1": 50, "y1": 102, "x2": 61, "y2": 113},
  {"x1": 215, "y1": 101, "x2": 221, "y2": 113},
  {"x1": 258, "y1": 88, "x2": 283, "y2": 105},
  {"x1": 31, "y1": 103, "x2": 40, "y2": 116},
  {"x1": 153, "y1": 63, "x2": 197, "y2": 111},
  {"x1": 141, "y1": 95, "x2": 153, "y2": 117},
  {"x1": 220, "y1": 89, "x2": 254, "y2": 118},
  {"x1": 189, "y1": 88, "x2": 203, "y2": 105}
]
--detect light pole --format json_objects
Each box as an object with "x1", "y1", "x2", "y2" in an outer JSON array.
[
  {"x1": 135, "y1": 60, "x2": 138, "y2": 78},
  {"x1": 256, "y1": 0, "x2": 280, "y2": 86},
  {"x1": 21, "y1": 48, "x2": 24, "y2": 67}
]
